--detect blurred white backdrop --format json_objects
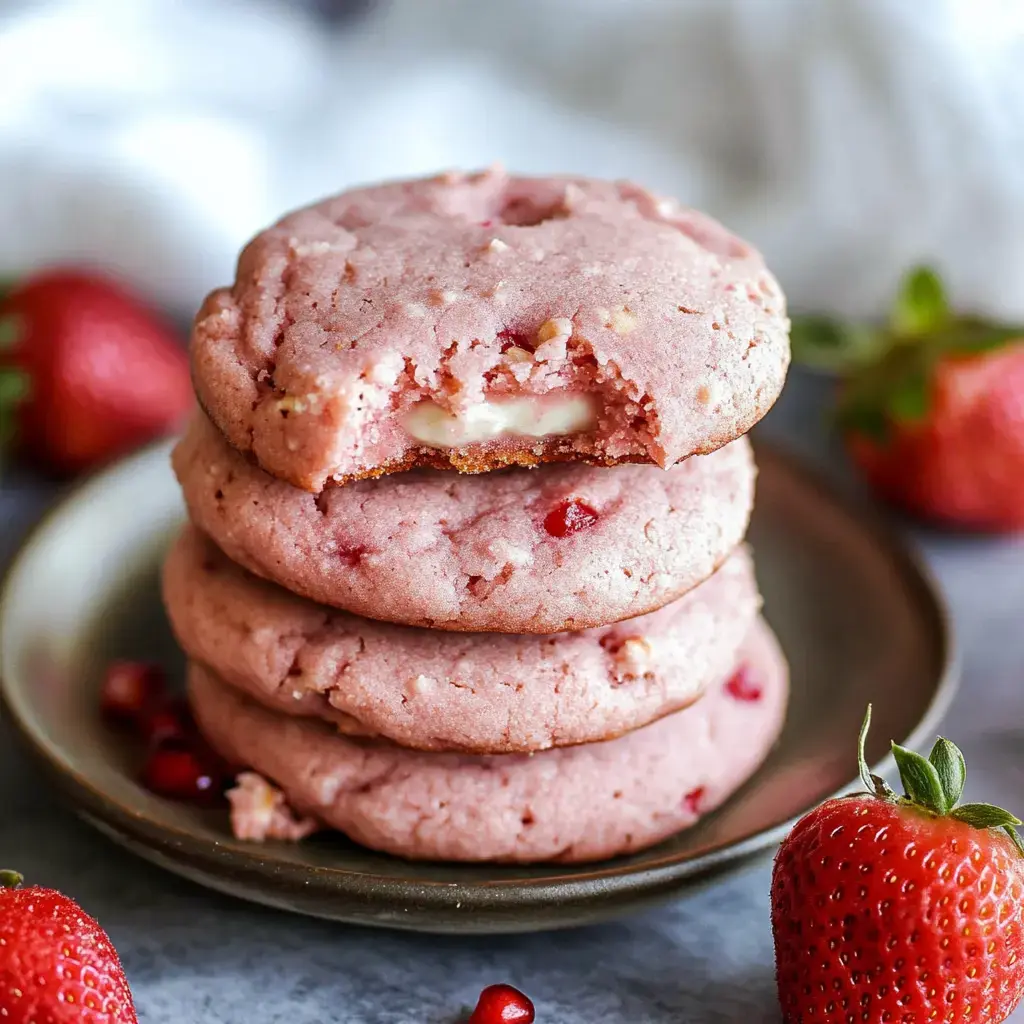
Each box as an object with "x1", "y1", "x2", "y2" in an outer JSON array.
[{"x1": 1, "y1": 0, "x2": 1023, "y2": 319}]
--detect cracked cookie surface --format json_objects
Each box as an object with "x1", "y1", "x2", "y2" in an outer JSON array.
[
  {"x1": 172, "y1": 414, "x2": 756, "y2": 633},
  {"x1": 188, "y1": 617, "x2": 788, "y2": 863},
  {"x1": 163, "y1": 526, "x2": 761, "y2": 753},
  {"x1": 191, "y1": 167, "x2": 790, "y2": 492}
]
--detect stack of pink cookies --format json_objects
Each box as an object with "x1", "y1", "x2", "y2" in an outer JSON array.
[{"x1": 163, "y1": 168, "x2": 792, "y2": 864}]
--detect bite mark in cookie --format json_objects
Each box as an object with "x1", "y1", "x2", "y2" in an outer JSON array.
[{"x1": 191, "y1": 167, "x2": 790, "y2": 491}]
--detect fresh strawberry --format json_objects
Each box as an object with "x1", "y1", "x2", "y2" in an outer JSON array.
[
  {"x1": 0, "y1": 267, "x2": 193, "y2": 474},
  {"x1": 791, "y1": 267, "x2": 1024, "y2": 531},
  {"x1": 771, "y1": 707, "x2": 1024, "y2": 1023},
  {"x1": 0, "y1": 869, "x2": 137, "y2": 1022}
]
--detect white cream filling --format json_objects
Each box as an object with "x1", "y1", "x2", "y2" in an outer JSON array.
[{"x1": 403, "y1": 394, "x2": 596, "y2": 448}]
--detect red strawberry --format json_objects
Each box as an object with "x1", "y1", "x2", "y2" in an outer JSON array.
[
  {"x1": 791, "y1": 267, "x2": 1024, "y2": 531},
  {"x1": 0, "y1": 267, "x2": 193, "y2": 474},
  {"x1": 0, "y1": 869, "x2": 137, "y2": 1023},
  {"x1": 846, "y1": 342, "x2": 1024, "y2": 530},
  {"x1": 771, "y1": 707, "x2": 1024, "y2": 1023}
]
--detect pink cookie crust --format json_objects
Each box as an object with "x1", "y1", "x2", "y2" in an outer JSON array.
[
  {"x1": 191, "y1": 167, "x2": 790, "y2": 491},
  {"x1": 163, "y1": 526, "x2": 762, "y2": 753},
  {"x1": 188, "y1": 617, "x2": 788, "y2": 864},
  {"x1": 172, "y1": 415, "x2": 756, "y2": 633}
]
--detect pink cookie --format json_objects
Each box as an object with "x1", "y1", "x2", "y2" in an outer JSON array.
[
  {"x1": 163, "y1": 526, "x2": 762, "y2": 753},
  {"x1": 191, "y1": 167, "x2": 790, "y2": 492},
  {"x1": 189, "y1": 617, "x2": 788, "y2": 864},
  {"x1": 172, "y1": 415, "x2": 756, "y2": 633}
]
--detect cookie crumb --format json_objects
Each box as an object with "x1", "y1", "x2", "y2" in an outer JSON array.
[{"x1": 227, "y1": 772, "x2": 319, "y2": 842}]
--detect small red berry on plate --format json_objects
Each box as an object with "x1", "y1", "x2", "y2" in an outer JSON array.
[
  {"x1": 100, "y1": 661, "x2": 165, "y2": 723},
  {"x1": 0, "y1": 869, "x2": 137, "y2": 1023},
  {"x1": 136, "y1": 698, "x2": 192, "y2": 748},
  {"x1": 543, "y1": 498, "x2": 599, "y2": 537},
  {"x1": 771, "y1": 706, "x2": 1024, "y2": 1023},
  {"x1": 468, "y1": 983, "x2": 535, "y2": 1024},
  {"x1": 724, "y1": 664, "x2": 762, "y2": 702},
  {"x1": 142, "y1": 743, "x2": 224, "y2": 803}
]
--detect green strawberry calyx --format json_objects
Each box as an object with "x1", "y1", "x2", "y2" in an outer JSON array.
[
  {"x1": 0, "y1": 869, "x2": 24, "y2": 888},
  {"x1": 857, "y1": 705, "x2": 1024, "y2": 856},
  {"x1": 0, "y1": 309, "x2": 29, "y2": 460},
  {"x1": 791, "y1": 266, "x2": 1024, "y2": 442}
]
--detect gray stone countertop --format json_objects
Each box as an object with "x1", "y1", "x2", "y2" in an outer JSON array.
[{"x1": 3, "y1": 372, "x2": 1024, "y2": 1023}]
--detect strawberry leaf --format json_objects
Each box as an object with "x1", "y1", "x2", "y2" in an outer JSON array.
[
  {"x1": 891, "y1": 743, "x2": 948, "y2": 814},
  {"x1": 951, "y1": 803, "x2": 1022, "y2": 830},
  {"x1": 790, "y1": 317, "x2": 881, "y2": 372},
  {"x1": 928, "y1": 737, "x2": 966, "y2": 810},
  {"x1": 938, "y1": 320, "x2": 1024, "y2": 356},
  {"x1": 837, "y1": 341, "x2": 935, "y2": 440},
  {"x1": 837, "y1": 400, "x2": 888, "y2": 442},
  {"x1": 0, "y1": 366, "x2": 29, "y2": 453},
  {"x1": 884, "y1": 369, "x2": 929, "y2": 423},
  {"x1": 890, "y1": 266, "x2": 948, "y2": 336},
  {"x1": 0, "y1": 314, "x2": 21, "y2": 351},
  {"x1": 1005, "y1": 826, "x2": 1024, "y2": 858}
]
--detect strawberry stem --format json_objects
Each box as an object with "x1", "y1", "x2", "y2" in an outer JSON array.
[
  {"x1": 857, "y1": 706, "x2": 897, "y2": 802},
  {"x1": 0, "y1": 870, "x2": 23, "y2": 888}
]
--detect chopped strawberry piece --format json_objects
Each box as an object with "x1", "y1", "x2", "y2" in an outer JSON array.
[
  {"x1": 543, "y1": 498, "x2": 599, "y2": 537},
  {"x1": 683, "y1": 787, "x2": 705, "y2": 815},
  {"x1": 724, "y1": 664, "x2": 763, "y2": 702}
]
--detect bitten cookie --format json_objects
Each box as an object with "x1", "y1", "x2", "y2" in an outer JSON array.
[
  {"x1": 191, "y1": 167, "x2": 790, "y2": 491},
  {"x1": 189, "y1": 617, "x2": 788, "y2": 864},
  {"x1": 163, "y1": 525, "x2": 762, "y2": 753},
  {"x1": 173, "y1": 414, "x2": 756, "y2": 633}
]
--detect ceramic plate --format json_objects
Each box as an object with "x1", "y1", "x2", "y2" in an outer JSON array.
[{"x1": 0, "y1": 440, "x2": 956, "y2": 934}]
